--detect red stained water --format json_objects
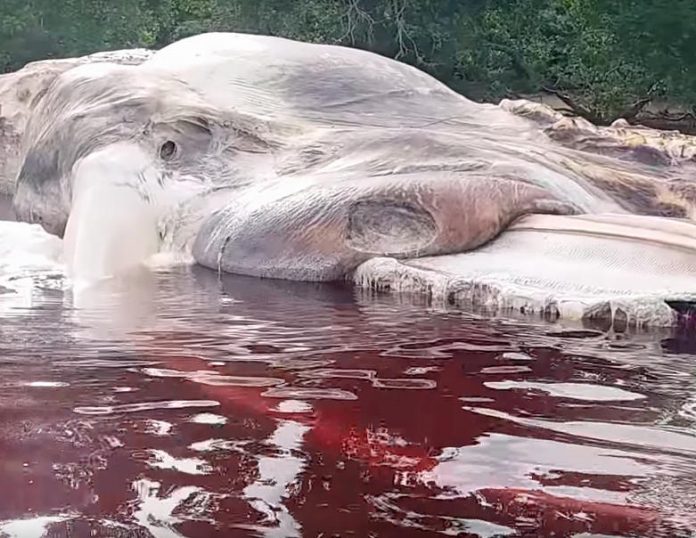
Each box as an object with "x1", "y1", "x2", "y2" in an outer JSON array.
[{"x1": 1, "y1": 265, "x2": 696, "y2": 537}]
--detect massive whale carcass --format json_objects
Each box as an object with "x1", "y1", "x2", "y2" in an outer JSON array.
[{"x1": 6, "y1": 32, "x2": 696, "y2": 329}]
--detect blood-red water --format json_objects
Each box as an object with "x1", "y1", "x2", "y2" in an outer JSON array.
[{"x1": 1, "y1": 266, "x2": 695, "y2": 537}]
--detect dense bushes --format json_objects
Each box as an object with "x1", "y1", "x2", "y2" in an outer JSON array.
[{"x1": 1, "y1": 0, "x2": 694, "y2": 124}]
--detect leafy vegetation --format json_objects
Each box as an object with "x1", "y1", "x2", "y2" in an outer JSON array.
[{"x1": 1, "y1": 0, "x2": 694, "y2": 125}]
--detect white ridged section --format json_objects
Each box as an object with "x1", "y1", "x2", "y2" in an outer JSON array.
[
  {"x1": 352, "y1": 257, "x2": 680, "y2": 328},
  {"x1": 353, "y1": 213, "x2": 696, "y2": 328}
]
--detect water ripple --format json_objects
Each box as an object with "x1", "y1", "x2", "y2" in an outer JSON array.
[
  {"x1": 261, "y1": 387, "x2": 358, "y2": 400},
  {"x1": 483, "y1": 381, "x2": 647, "y2": 401},
  {"x1": 2, "y1": 265, "x2": 696, "y2": 536},
  {"x1": 73, "y1": 400, "x2": 220, "y2": 415},
  {"x1": 141, "y1": 367, "x2": 285, "y2": 387},
  {"x1": 145, "y1": 449, "x2": 212, "y2": 475}
]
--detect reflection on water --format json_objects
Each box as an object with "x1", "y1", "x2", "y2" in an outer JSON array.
[{"x1": 1, "y1": 245, "x2": 696, "y2": 536}]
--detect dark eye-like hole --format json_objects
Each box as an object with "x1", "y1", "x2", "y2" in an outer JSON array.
[{"x1": 159, "y1": 140, "x2": 177, "y2": 160}]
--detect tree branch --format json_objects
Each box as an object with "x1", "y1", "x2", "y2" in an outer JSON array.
[
  {"x1": 339, "y1": 0, "x2": 374, "y2": 45},
  {"x1": 541, "y1": 86, "x2": 602, "y2": 124},
  {"x1": 541, "y1": 85, "x2": 657, "y2": 125},
  {"x1": 619, "y1": 96, "x2": 652, "y2": 121}
]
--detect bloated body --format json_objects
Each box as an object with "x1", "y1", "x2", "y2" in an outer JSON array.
[{"x1": 7, "y1": 32, "x2": 696, "y2": 327}]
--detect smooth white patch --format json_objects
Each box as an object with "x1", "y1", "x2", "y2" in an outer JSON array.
[
  {"x1": 21, "y1": 381, "x2": 69, "y2": 388},
  {"x1": 274, "y1": 400, "x2": 313, "y2": 413},
  {"x1": 189, "y1": 413, "x2": 228, "y2": 425},
  {"x1": 64, "y1": 145, "x2": 160, "y2": 282}
]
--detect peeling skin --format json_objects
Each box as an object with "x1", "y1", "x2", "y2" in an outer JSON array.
[
  {"x1": 501, "y1": 99, "x2": 696, "y2": 166},
  {"x1": 7, "y1": 32, "x2": 696, "y2": 326},
  {"x1": 353, "y1": 213, "x2": 696, "y2": 328}
]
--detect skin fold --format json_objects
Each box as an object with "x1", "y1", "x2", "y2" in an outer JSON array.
[{"x1": 5, "y1": 32, "x2": 696, "y2": 325}]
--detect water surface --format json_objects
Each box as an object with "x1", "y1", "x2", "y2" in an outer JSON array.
[{"x1": 1, "y1": 242, "x2": 696, "y2": 537}]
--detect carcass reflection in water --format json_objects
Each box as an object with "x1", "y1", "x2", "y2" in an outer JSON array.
[{"x1": 0, "y1": 258, "x2": 696, "y2": 537}]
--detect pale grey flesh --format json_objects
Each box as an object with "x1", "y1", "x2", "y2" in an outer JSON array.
[
  {"x1": 353, "y1": 213, "x2": 696, "y2": 329},
  {"x1": 7, "y1": 33, "x2": 696, "y2": 328}
]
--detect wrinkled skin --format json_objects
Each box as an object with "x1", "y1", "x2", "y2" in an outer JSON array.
[
  {"x1": 0, "y1": 48, "x2": 153, "y2": 197},
  {"x1": 9, "y1": 32, "x2": 696, "y2": 326}
]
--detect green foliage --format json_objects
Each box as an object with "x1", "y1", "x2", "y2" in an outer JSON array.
[
  {"x1": 454, "y1": 0, "x2": 657, "y2": 121},
  {"x1": 0, "y1": 0, "x2": 694, "y2": 123}
]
